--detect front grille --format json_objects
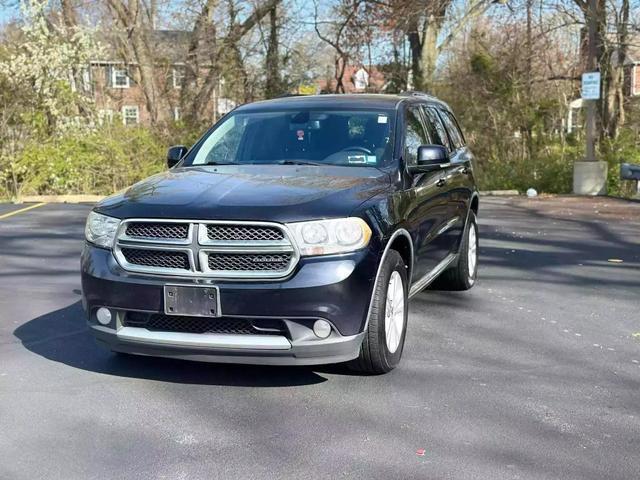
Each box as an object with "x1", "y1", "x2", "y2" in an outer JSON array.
[
  {"x1": 121, "y1": 248, "x2": 189, "y2": 270},
  {"x1": 125, "y1": 313, "x2": 286, "y2": 336},
  {"x1": 115, "y1": 220, "x2": 297, "y2": 278},
  {"x1": 126, "y1": 222, "x2": 189, "y2": 240},
  {"x1": 206, "y1": 224, "x2": 284, "y2": 242},
  {"x1": 208, "y1": 253, "x2": 292, "y2": 272}
]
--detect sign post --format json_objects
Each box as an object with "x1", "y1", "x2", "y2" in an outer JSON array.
[
  {"x1": 573, "y1": 0, "x2": 607, "y2": 195},
  {"x1": 581, "y1": 72, "x2": 600, "y2": 163}
]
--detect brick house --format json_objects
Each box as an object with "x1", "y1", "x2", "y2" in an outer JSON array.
[
  {"x1": 624, "y1": 45, "x2": 640, "y2": 97},
  {"x1": 87, "y1": 30, "x2": 235, "y2": 126},
  {"x1": 317, "y1": 64, "x2": 387, "y2": 94}
]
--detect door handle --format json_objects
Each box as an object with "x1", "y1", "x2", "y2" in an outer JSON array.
[{"x1": 436, "y1": 178, "x2": 447, "y2": 187}]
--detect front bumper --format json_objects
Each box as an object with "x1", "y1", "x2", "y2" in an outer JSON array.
[{"x1": 81, "y1": 244, "x2": 379, "y2": 365}]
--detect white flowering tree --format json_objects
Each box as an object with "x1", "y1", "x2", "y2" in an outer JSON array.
[
  {"x1": 0, "y1": 0, "x2": 102, "y2": 131},
  {"x1": 0, "y1": 0, "x2": 102, "y2": 197}
]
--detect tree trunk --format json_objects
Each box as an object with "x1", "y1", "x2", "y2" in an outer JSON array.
[
  {"x1": 406, "y1": 18, "x2": 423, "y2": 90},
  {"x1": 181, "y1": 0, "x2": 218, "y2": 124},
  {"x1": 335, "y1": 55, "x2": 347, "y2": 93},
  {"x1": 264, "y1": 5, "x2": 280, "y2": 98},
  {"x1": 602, "y1": 0, "x2": 629, "y2": 139},
  {"x1": 419, "y1": 16, "x2": 440, "y2": 91},
  {"x1": 107, "y1": 0, "x2": 160, "y2": 125}
]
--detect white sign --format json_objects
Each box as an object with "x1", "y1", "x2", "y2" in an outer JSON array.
[
  {"x1": 581, "y1": 72, "x2": 600, "y2": 100},
  {"x1": 353, "y1": 68, "x2": 369, "y2": 90}
]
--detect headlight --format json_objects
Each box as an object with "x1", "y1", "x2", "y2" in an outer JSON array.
[
  {"x1": 286, "y1": 217, "x2": 372, "y2": 256},
  {"x1": 85, "y1": 211, "x2": 120, "y2": 249}
]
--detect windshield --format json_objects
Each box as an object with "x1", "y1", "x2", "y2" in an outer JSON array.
[{"x1": 186, "y1": 109, "x2": 395, "y2": 168}]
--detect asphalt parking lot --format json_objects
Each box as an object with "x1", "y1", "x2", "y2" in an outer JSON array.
[{"x1": 1, "y1": 196, "x2": 639, "y2": 480}]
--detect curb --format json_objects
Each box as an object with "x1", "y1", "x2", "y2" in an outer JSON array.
[{"x1": 479, "y1": 190, "x2": 519, "y2": 196}]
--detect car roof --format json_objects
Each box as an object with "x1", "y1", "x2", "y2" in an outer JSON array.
[{"x1": 234, "y1": 93, "x2": 452, "y2": 113}]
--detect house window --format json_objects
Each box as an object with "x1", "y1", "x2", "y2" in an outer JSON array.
[
  {"x1": 173, "y1": 107, "x2": 181, "y2": 121},
  {"x1": 122, "y1": 106, "x2": 139, "y2": 126},
  {"x1": 98, "y1": 109, "x2": 114, "y2": 124},
  {"x1": 81, "y1": 67, "x2": 91, "y2": 93},
  {"x1": 172, "y1": 67, "x2": 185, "y2": 89},
  {"x1": 112, "y1": 67, "x2": 130, "y2": 88}
]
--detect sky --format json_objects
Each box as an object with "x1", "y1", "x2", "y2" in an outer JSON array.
[{"x1": 0, "y1": 1, "x2": 18, "y2": 26}]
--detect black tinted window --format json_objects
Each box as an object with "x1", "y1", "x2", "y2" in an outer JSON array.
[
  {"x1": 439, "y1": 110, "x2": 465, "y2": 149},
  {"x1": 188, "y1": 109, "x2": 395, "y2": 167},
  {"x1": 404, "y1": 107, "x2": 428, "y2": 165},
  {"x1": 422, "y1": 107, "x2": 451, "y2": 152}
]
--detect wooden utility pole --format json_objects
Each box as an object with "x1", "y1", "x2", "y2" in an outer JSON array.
[{"x1": 584, "y1": 0, "x2": 598, "y2": 162}]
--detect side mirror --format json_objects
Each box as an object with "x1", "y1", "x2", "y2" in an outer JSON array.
[
  {"x1": 408, "y1": 145, "x2": 450, "y2": 173},
  {"x1": 167, "y1": 145, "x2": 188, "y2": 168}
]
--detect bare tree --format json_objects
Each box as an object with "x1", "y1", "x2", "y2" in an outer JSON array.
[
  {"x1": 385, "y1": 0, "x2": 494, "y2": 91},
  {"x1": 313, "y1": 0, "x2": 364, "y2": 93},
  {"x1": 107, "y1": 0, "x2": 162, "y2": 124},
  {"x1": 264, "y1": 4, "x2": 282, "y2": 98}
]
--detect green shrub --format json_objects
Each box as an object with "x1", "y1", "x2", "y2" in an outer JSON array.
[
  {"x1": 475, "y1": 138, "x2": 578, "y2": 194},
  {"x1": 9, "y1": 123, "x2": 168, "y2": 196}
]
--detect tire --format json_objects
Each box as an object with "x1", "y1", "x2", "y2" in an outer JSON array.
[
  {"x1": 434, "y1": 210, "x2": 478, "y2": 291},
  {"x1": 350, "y1": 250, "x2": 408, "y2": 374}
]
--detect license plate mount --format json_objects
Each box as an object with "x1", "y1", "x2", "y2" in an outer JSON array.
[{"x1": 164, "y1": 285, "x2": 220, "y2": 317}]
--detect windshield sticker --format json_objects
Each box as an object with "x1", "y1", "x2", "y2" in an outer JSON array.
[
  {"x1": 296, "y1": 129, "x2": 305, "y2": 141},
  {"x1": 348, "y1": 155, "x2": 377, "y2": 165},
  {"x1": 348, "y1": 155, "x2": 367, "y2": 164},
  {"x1": 377, "y1": 115, "x2": 388, "y2": 124}
]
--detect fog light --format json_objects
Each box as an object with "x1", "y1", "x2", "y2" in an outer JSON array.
[
  {"x1": 313, "y1": 320, "x2": 331, "y2": 339},
  {"x1": 96, "y1": 307, "x2": 112, "y2": 325}
]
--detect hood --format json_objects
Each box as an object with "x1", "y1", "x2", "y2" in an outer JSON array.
[{"x1": 95, "y1": 165, "x2": 392, "y2": 223}]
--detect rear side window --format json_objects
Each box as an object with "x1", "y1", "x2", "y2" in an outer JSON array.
[
  {"x1": 422, "y1": 106, "x2": 451, "y2": 152},
  {"x1": 439, "y1": 109, "x2": 465, "y2": 150},
  {"x1": 404, "y1": 107, "x2": 428, "y2": 165}
]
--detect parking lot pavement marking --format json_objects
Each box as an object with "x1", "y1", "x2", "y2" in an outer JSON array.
[{"x1": 0, "y1": 202, "x2": 47, "y2": 220}]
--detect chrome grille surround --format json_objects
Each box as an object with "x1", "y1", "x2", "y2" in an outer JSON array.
[{"x1": 113, "y1": 219, "x2": 299, "y2": 279}]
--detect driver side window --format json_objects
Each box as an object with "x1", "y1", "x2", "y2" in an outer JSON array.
[{"x1": 404, "y1": 107, "x2": 428, "y2": 165}]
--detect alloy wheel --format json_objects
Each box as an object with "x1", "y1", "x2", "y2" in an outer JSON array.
[{"x1": 385, "y1": 271, "x2": 405, "y2": 354}]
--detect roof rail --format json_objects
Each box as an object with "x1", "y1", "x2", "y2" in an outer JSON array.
[{"x1": 399, "y1": 90, "x2": 434, "y2": 98}]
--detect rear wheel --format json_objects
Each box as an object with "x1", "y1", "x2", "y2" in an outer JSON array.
[
  {"x1": 350, "y1": 250, "x2": 408, "y2": 374},
  {"x1": 433, "y1": 211, "x2": 478, "y2": 291}
]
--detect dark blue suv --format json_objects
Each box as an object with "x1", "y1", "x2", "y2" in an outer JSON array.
[{"x1": 81, "y1": 92, "x2": 479, "y2": 374}]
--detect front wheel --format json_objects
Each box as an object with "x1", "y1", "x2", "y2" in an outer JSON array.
[{"x1": 350, "y1": 250, "x2": 408, "y2": 374}]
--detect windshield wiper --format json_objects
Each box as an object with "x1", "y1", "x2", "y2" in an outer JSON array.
[
  {"x1": 278, "y1": 160, "x2": 325, "y2": 166},
  {"x1": 202, "y1": 161, "x2": 236, "y2": 166}
]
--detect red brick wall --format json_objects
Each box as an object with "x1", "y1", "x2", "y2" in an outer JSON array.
[{"x1": 90, "y1": 63, "x2": 215, "y2": 125}]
